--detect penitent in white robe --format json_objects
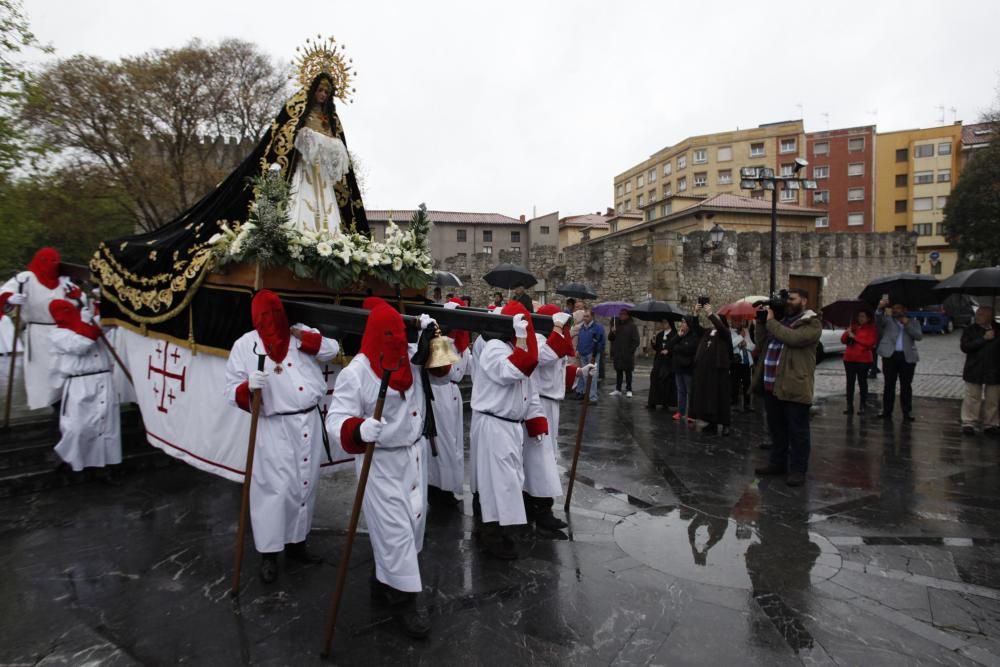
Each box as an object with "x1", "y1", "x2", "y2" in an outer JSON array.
[
  {"x1": 288, "y1": 127, "x2": 351, "y2": 233},
  {"x1": 470, "y1": 339, "x2": 545, "y2": 526},
  {"x1": 1, "y1": 272, "x2": 77, "y2": 409},
  {"x1": 426, "y1": 343, "x2": 469, "y2": 495},
  {"x1": 224, "y1": 326, "x2": 339, "y2": 554},
  {"x1": 50, "y1": 327, "x2": 121, "y2": 471},
  {"x1": 524, "y1": 333, "x2": 568, "y2": 499},
  {"x1": 326, "y1": 351, "x2": 448, "y2": 593}
]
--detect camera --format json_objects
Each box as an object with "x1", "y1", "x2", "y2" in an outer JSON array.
[
  {"x1": 697, "y1": 295, "x2": 710, "y2": 306},
  {"x1": 754, "y1": 289, "x2": 790, "y2": 321}
]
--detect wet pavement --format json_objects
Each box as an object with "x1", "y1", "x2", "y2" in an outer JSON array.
[{"x1": 5, "y1": 344, "x2": 1000, "y2": 665}]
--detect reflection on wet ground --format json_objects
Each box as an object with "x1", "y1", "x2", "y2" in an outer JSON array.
[{"x1": 4, "y1": 374, "x2": 1000, "y2": 665}]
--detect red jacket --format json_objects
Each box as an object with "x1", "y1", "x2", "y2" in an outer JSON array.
[{"x1": 841, "y1": 322, "x2": 877, "y2": 364}]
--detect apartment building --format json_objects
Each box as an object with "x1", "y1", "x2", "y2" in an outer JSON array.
[{"x1": 803, "y1": 126, "x2": 876, "y2": 232}]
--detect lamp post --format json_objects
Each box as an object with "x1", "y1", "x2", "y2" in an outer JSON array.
[
  {"x1": 739, "y1": 158, "x2": 818, "y2": 296},
  {"x1": 709, "y1": 222, "x2": 725, "y2": 249}
]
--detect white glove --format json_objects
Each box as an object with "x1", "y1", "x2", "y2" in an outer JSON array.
[
  {"x1": 7, "y1": 293, "x2": 26, "y2": 306},
  {"x1": 579, "y1": 363, "x2": 596, "y2": 377},
  {"x1": 91, "y1": 287, "x2": 101, "y2": 298},
  {"x1": 512, "y1": 313, "x2": 529, "y2": 338},
  {"x1": 79, "y1": 307, "x2": 94, "y2": 324},
  {"x1": 248, "y1": 370, "x2": 269, "y2": 391},
  {"x1": 419, "y1": 313, "x2": 436, "y2": 331},
  {"x1": 552, "y1": 312, "x2": 571, "y2": 328},
  {"x1": 443, "y1": 301, "x2": 459, "y2": 310},
  {"x1": 359, "y1": 417, "x2": 386, "y2": 443}
]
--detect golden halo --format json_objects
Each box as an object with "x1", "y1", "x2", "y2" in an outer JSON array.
[{"x1": 292, "y1": 35, "x2": 356, "y2": 103}]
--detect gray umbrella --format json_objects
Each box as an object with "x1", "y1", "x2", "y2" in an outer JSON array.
[
  {"x1": 629, "y1": 300, "x2": 686, "y2": 321},
  {"x1": 483, "y1": 263, "x2": 537, "y2": 289},
  {"x1": 431, "y1": 270, "x2": 463, "y2": 287},
  {"x1": 555, "y1": 282, "x2": 597, "y2": 300}
]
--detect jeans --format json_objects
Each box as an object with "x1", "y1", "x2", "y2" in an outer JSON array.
[
  {"x1": 843, "y1": 361, "x2": 869, "y2": 407},
  {"x1": 765, "y1": 392, "x2": 812, "y2": 473},
  {"x1": 881, "y1": 352, "x2": 916, "y2": 415},
  {"x1": 675, "y1": 373, "x2": 692, "y2": 415},
  {"x1": 574, "y1": 365, "x2": 600, "y2": 401},
  {"x1": 615, "y1": 369, "x2": 633, "y2": 392}
]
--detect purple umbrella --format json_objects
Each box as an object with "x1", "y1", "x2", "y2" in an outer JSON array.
[{"x1": 592, "y1": 301, "x2": 634, "y2": 318}]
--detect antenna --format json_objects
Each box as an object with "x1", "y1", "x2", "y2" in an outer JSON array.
[
  {"x1": 796, "y1": 103, "x2": 804, "y2": 120},
  {"x1": 936, "y1": 105, "x2": 945, "y2": 125},
  {"x1": 821, "y1": 112, "x2": 830, "y2": 130},
  {"x1": 949, "y1": 106, "x2": 957, "y2": 123}
]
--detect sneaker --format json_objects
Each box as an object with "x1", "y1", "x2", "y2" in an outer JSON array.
[
  {"x1": 626, "y1": 391, "x2": 633, "y2": 398},
  {"x1": 610, "y1": 390, "x2": 621, "y2": 396},
  {"x1": 672, "y1": 411, "x2": 682, "y2": 421},
  {"x1": 962, "y1": 425, "x2": 976, "y2": 435}
]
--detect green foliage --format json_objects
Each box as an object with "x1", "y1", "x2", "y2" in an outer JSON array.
[
  {"x1": 0, "y1": 0, "x2": 50, "y2": 176},
  {"x1": 944, "y1": 126, "x2": 1000, "y2": 270}
]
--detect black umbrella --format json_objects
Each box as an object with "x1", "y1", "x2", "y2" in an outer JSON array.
[
  {"x1": 821, "y1": 299, "x2": 873, "y2": 328},
  {"x1": 431, "y1": 270, "x2": 463, "y2": 287},
  {"x1": 858, "y1": 273, "x2": 939, "y2": 308},
  {"x1": 483, "y1": 263, "x2": 536, "y2": 289},
  {"x1": 555, "y1": 282, "x2": 597, "y2": 300},
  {"x1": 629, "y1": 300, "x2": 687, "y2": 322},
  {"x1": 932, "y1": 267, "x2": 1000, "y2": 297}
]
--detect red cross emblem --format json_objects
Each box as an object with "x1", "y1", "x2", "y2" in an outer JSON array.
[{"x1": 148, "y1": 342, "x2": 187, "y2": 413}]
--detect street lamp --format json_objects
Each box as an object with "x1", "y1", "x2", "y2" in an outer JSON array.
[
  {"x1": 709, "y1": 223, "x2": 725, "y2": 248},
  {"x1": 739, "y1": 158, "x2": 818, "y2": 296}
]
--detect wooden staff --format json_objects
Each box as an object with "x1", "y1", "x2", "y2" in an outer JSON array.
[
  {"x1": 230, "y1": 344, "x2": 267, "y2": 597},
  {"x1": 321, "y1": 355, "x2": 396, "y2": 658},
  {"x1": 2, "y1": 280, "x2": 24, "y2": 429},
  {"x1": 97, "y1": 331, "x2": 134, "y2": 386},
  {"x1": 564, "y1": 353, "x2": 596, "y2": 514}
]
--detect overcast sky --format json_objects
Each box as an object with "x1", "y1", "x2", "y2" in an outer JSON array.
[{"x1": 21, "y1": 0, "x2": 1000, "y2": 219}]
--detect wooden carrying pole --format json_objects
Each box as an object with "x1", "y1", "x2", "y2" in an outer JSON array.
[
  {"x1": 230, "y1": 348, "x2": 267, "y2": 597},
  {"x1": 564, "y1": 354, "x2": 596, "y2": 514},
  {"x1": 2, "y1": 281, "x2": 24, "y2": 429},
  {"x1": 321, "y1": 356, "x2": 396, "y2": 658},
  {"x1": 98, "y1": 330, "x2": 133, "y2": 386}
]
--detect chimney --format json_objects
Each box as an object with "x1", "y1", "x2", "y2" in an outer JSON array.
[{"x1": 520, "y1": 214, "x2": 526, "y2": 223}]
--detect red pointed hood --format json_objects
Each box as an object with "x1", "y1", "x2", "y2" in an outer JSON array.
[
  {"x1": 361, "y1": 302, "x2": 413, "y2": 393},
  {"x1": 252, "y1": 289, "x2": 290, "y2": 363},
  {"x1": 28, "y1": 247, "x2": 60, "y2": 290},
  {"x1": 49, "y1": 299, "x2": 80, "y2": 329},
  {"x1": 445, "y1": 297, "x2": 470, "y2": 354}
]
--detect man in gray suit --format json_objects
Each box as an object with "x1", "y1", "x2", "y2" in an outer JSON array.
[{"x1": 875, "y1": 298, "x2": 923, "y2": 421}]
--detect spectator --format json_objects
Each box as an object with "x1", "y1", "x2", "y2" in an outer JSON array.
[
  {"x1": 690, "y1": 306, "x2": 732, "y2": 435},
  {"x1": 609, "y1": 309, "x2": 640, "y2": 397},
  {"x1": 647, "y1": 320, "x2": 677, "y2": 410},
  {"x1": 492, "y1": 292, "x2": 504, "y2": 308},
  {"x1": 572, "y1": 308, "x2": 605, "y2": 404},
  {"x1": 431, "y1": 286, "x2": 442, "y2": 303},
  {"x1": 564, "y1": 297, "x2": 576, "y2": 314},
  {"x1": 753, "y1": 289, "x2": 822, "y2": 487},
  {"x1": 841, "y1": 310, "x2": 878, "y2": 415},
  {"x1": 730, "y1": 322, "x2": 755, "y2": 412},
  {"x1": 512, "y1": 284, "x2": 534, "y2": 312},
  {"x1": 960, "y1": 306, "x2": 1000, "y2": 435},
  {"x1": 668, "y1": 315, "x2": 701, "y2": 423},
  {"x1": 875, "y1": 298, "x2": 923, "y2": 421}
]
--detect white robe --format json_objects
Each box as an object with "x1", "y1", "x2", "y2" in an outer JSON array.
[
  {"x1": 224, "y1": 327, "x2": 339, "y2": 553},
  {"x1": 470, "y1": 339, "x2": 544, "y2": 526},
  {"x1": 50, "y1": 327, "x2": 121, "y2": 471},
  {"x1": 426, "y1": 343, "x2": 469, "y2": 495},
  {"x1": 524, "y1": 333, "x2": 566, "y2": 498},
  {"x1": 288, "y1": 127, "x2": 351, "y2": 233},
  {"x1": 326, "y1": 351, "x2": 443, "y2": 593},
  {"x1": 1, "y1": 271, "x2": 77, "y2": 409}
]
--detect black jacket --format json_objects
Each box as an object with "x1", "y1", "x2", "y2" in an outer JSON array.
[
  {"x1": 668, "y1": 318, "x2": 701, "y2": 373},
  {"x1": 961, "y1": 322, "x2": 1000, "y2": 385},
  {"x1": 610, "y1": 318, "x2": 640, "y2": 370}
]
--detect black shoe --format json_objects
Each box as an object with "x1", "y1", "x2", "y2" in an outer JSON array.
[
  {"x1": 259, "y1": 554, "x2": 279, "y2": 584},
  {"x1": 857, "y1": 405, "x2": 867, "y2": 416},
  {"x1": 394, "y1": 596, "x2": 431, "y2": 639},
  {"x1": 479, "y1": 523, "x2": 518, "y2": 560},
  {"x1": 721, "y1": 426, "x2": 732, "y2": 436},
  {"x1": 962, "y1": 425, "x2": 976, "y2": 435},
  {"x1": 99, "y1": 468, "x2": 123, "y2": 486},
  {"x1": 472, "y1": 492, "x2": 481, "y2": 518},
  {"x1": 843, "y1": 406, "x2": 853, "y2": 415},
  {"x1": 985, "y1": 426, "x2": 1000, "y2": 436},
  {"x1": 876, "y1": 412, "x2": 891, "y2": 419},
  {"x1": 786, "y1": 471, "x2": 806, "y2": 487},
  {"x1": 902, "y1": 413, "x2": 915, "y2": 422},
  {"x1": 533, "y1": 511, "x2": 568, "y2": 531},
  {"x1": 428, "y1": 485, "x2": 460, "y2": 507},
  {"x1": 754, "y1": 464, "x2": 786, "y2": 476},
  {"x1": 757, "y1": 442, "x2": 773, "y2": 450},
  {"x1": 285, "y1": 541, "x2": 323, "y2": 564}
]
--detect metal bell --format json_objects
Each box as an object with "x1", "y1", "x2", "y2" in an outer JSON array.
[{"x1": 426, "y1": 327, "x2": 460, "y2": 369}]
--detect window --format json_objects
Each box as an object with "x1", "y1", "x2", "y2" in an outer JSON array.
[
  {"x1": 482, "y1": 245, "x2": 493, "y2": 254},
  {"x1": 847, "y1": 213, "x2": 864, "y2": 227},
  {"x1": 813, "y1": 165, "x2": 829, "y2": 179},
  {"x1": 931, "y1": 261, "x2": 942, "y2": 275},
  {"x1": 624, "y1": 199, "x2": 631, "y2": 210},
  {"x1": 677, "y1": 176, "x2": 687, "y2": 192},
  {"x1": 913, "y1": 171, "x2": 933, "y2": 184},
  {"x1": 637, "y1": 194, "x2": 644, "y2": 207},
  {"x1": 914, "y1": 144, "x2": 934, "y2": 158},
  {"x1": 540, "y1": 225, "x2": 550, "y2": 235},
  {"x1": 848, "y1": 137, "x2": 865, "y2": 152},
  {"x1": 481, "y1": 230, "x2": 492, "y2": 242},
  {"x1": 895, "y1": 200, "x2": 907, "y2": 213},
  {"x1": 936, "y1": 222, "x2": 947, "y2": 236},
  {"x1": 750, "y1": 142, "x2": 765, "y2": 157},
  {"x1": 648, "y1": 168, "x2": 656, "y2": 183},
  {"x1": 815, "y1": 216, "x2": 829, "y2": 228},
  {"x1": 937, "y1": 169, "x2": 951, "y2": 183},
  {"x1": 938, "y1": 141, "x2": 952, "y2": 156},
  {"x1": 914, "y1": 223, "x2": 933, "y2": 235},
  {"x1": 645, "y1": 209, "x2": 655, "y2": 222},
  {"x1": 457, "y1": 229, "x2": 467, "y2": 242},
  {"x1": 895, "y1": 174, "x2": 908, "y2": 187},
  {"x1": 780, "y1": 138, "x2": 796, "y2": 153},
  {"x1": 717, "y1": 146, "x2": 733, "y2": 161},
  {"x1": 693, "y1": 172, "x2": 707, "y2": 187},
  {"x1": 616, "y1": 184, "x2": 623, "y2": 197},
  {"x1": 625, "y1": 181, "x2": 632, "y2": 194},
  {"x1": 693, "y1": 149, "x2": 707, "y2": 164},
  {"x1": 896, "y1": 148, "x2": 909, "y2": 162},
  {"x1": 813, "y1": 190, "x2": 830, "y2": 204},
  {"x1": 456, "y1": 252, "x2": 467, "y2": 258},
  {"x1": 661, "y1": 202, "x2": 673, "y2": 216},
  {"x1": 814, "y1": 141, "x2": 830, "y2": 156},
  {"x1": 894, "y1": 225, "x2": 908, "y2": 232},
  {"x1": 718, "y1": 169, "x2": 732, "y2": 185},
  {"x1": 913, "y1": 197, "x2": 933, "y2": 211},
  {"x1": 780, "y1": 163, "x2": 794, "y2": 177},
  {"x1": 848, "y1": 187, "x2": 865, "y2": 201},
  {"x1": 663, "y1": 162, "x2": 672, "y2": 176},
  {"x1": 780, "y1": 188, "x2": 796, "y2": 202},
  {"x1": 662, "y1": 184, "x2": 672, "y2": 198},
  {"x1": 637, "y1": 174, "x2": 644, "y2": 187},
  {"x1": 847, "y1": 162, "x2": 864, "y2": 176},
  {"x1": 677, "y1": 154, "x2": 687, "y2": 170},
  {"x1": 937, "y1": 195, "x2": 949, "y2": 209},
  {"x1": 510, "y1": 231, "x2": 520, "y2": 243}
]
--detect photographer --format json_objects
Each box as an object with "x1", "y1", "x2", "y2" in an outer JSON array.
[
  {"x1": 875, "y1": 298, "x2": 923, "y2": 421},
  {"x1": 959, "y1": 306, "x2": 1000, "y2": 435},
  {"x1": 752, "y1": 289, "x2": 822, "y2": 487},
  {"x1": 841, "y1": 310, "x2": 877, "y2": 415},
  {"x1": 690, "y1": 303, "x2": 732, "y2": 435}
]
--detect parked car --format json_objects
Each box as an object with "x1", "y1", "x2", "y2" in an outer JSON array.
[
  {"x1": 906, "y1": 307, "x2": 953, "y2": 334},
  {"x1": 942, "y1": 294, "x2": 978, "y2": 328},
  {"x1": 816, "y1": 322, "x2": 847, "y2": 361}
]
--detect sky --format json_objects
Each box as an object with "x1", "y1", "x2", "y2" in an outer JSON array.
[{"x1": 20, "y1": 0, "x2": 1000, "y2": 220}]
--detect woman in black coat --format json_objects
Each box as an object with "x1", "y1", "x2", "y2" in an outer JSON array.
[
  {"x1": 690, "y1": 305, "x2": 732, "y2": 435},
  {"x1": 669, "y1": 315, "x2": 702, "y2": 421},
  {"x1": 647, "y1": 320, "x2": 677, "y2": 409}
]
